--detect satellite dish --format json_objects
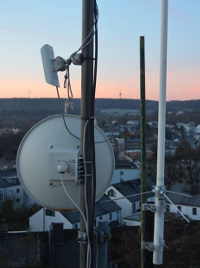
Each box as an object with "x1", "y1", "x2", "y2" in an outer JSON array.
[{"x1": 16, "y1": 115, "x2": 114, "y2": 211}]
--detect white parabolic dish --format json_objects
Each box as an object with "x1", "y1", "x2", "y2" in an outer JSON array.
[{"x1": 16, "y1": 115, "x2": 114, "y2": 211}]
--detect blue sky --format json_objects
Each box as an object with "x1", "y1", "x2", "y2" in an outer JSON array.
[{"x1": 0, "y1": 0, "x2": 199, "y2": 100}]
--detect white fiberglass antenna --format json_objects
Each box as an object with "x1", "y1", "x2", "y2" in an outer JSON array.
[{"x1": 153, "y1": 0, "x2": 168, "y2": 265}]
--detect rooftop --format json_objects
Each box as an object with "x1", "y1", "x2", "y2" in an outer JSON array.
[
  {"x1": 61, "y1": 194, "x2": 121, "y2": 224},
  {"x1": 167, "y1": 183, "x2": 200, "y2": 207},
  {"x1": 112, "y1": 178, "x2": 154, "y2": 202}
]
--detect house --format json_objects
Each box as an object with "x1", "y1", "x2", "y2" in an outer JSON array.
[
  {"x1": 115, "y1": 138, "x2": 125, "y2": 151},
  {"x1": 124, "y1": 211, "x2": 183, "y2": 227},
  {"x1": 183, "y1": 122, "x2": 196, "y2": 134},
  {"x1": 125, "y1": 149, "x2": 153, "y2": 160},
  {"x1": 176, "y1": 111, "x2": 184, "y2": 116},
  {"x1": 126, "y1": 120, "x2": 139, "y2": 128},
  {"x1": 148, "y1": 121, "x2": 158, "y2": 128},
  {"x1": 105, "y1": 179, "x2": 154, "y2": 223},
  {"x1": 125, "y1": 138, "x2": 140, "y2": 151},
  {"x1": 112, "y1": 167, "x2": 141, "y2": 184},
  {"x1": 0, "y1": 128, "x2": 13, "y2": 135},
  {"x1": 193, "y1": 126, "x2": 200, "y2": 141},
  {"x1": 166, "y1": 183, "x2": 200, "y2": 221},
  {"x1": 176, "y1": 122, "x2": 185, "y2": 129},
  {"x1": 29, "y1": 194, "x2": 121, "y2": 232},
  {"x1": 165, "y1": 145, "x2": 176, "y2": 157},
  {"x1": 126, "y1": 120, "x2": 140, "y2": 135},
  {"x1": 115, "y1": 137, "x2": 141, "y2": 152},
  {"x1": 124, "y1": 213, "x2": 141, "y2": 226},
  {"x1": 0, "y1": 169, "x2": 34, "y2": 209}
]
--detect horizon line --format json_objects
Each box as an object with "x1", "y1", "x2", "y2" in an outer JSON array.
[{"x1": 0, "y1": 97, "x2": 200, "y2": 102}]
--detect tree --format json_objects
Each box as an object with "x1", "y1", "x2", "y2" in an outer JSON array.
[
  {"x1": 109, "y1": 227, "x2": 141, "y2": 268},
  {"x1": 0, "y1": 233, "x2": 46, "y2": 267},
  {"x1": 0, "y1": 199, "x2": 40, "y2": 231},
  {"x1": 175, "y1": 139, "x2": 192, "y2": 159}
]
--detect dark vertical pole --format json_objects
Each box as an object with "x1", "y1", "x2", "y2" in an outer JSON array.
[
  {"x1": 140, "y1": 36, "x2": 147, "y2": 268},
  {"x1": 145, "y1": 209, "x2": 154, "y2": 267},
  {"x1": 140, "y1": 36, "x2": 154, "y2": 268},
  {"x1": 80, "y1": 0, "x2": 94, "y2": 267},
  {"x1": 96, "y1": 220, "x2": 109, "y2": 268}
]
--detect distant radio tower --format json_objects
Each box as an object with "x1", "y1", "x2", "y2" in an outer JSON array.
[
  {"x1": 119, "y1": 91, "x2": 122, "y2": 99},
  {"x1": 12, "y1": 113, "x2": 15, "y2": 130}
]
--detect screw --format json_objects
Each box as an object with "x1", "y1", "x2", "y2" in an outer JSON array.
[
  {"x1": 49, "y1": 145, "x2": 53, "y2": 149},
  {"x1": 49, "y1": 182, "x2": 53, "y2": 186}
]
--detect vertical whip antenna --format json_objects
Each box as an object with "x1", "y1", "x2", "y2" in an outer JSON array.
[{"x1": 153, "y1": 0, "x2": 168, "y2": 265}]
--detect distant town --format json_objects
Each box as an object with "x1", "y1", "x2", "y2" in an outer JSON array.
[{"x1": 1, "y1": 98, "x2": 200, "y2": 267}]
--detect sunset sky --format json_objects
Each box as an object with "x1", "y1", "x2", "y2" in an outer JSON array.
[{"x1": 0, "y1": 0, "x2": 199, "y2": 101}]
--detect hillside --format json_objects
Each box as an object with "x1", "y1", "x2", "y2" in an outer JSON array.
[{"x1": 0, "y1": 98, "x2": 200, "y2": 112}]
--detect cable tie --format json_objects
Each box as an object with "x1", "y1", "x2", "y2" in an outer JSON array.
[
  {"x1": 82, "y1": 57, "x2": 95, "y2": 61},
  {"x1": 81, "y1": 174, "x2": 93, "y2": 177},
  {"x1": 81, "y1": 117, "x2": 95, "y2": 121}
]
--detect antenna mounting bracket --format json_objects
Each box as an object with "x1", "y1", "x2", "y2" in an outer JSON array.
[
  {"x1": 143, "y1": 203, "x2": 156, "y2": 212},
  {"x1": 142, "y1": 241, "x2": 165, "y2": 252}
]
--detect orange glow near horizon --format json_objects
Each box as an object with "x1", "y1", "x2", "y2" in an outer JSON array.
[{"x1": 1, "y1": 70, "x2": 199, "y2": 101}]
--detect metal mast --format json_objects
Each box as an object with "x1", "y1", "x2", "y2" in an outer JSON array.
[
  {"x1": 140, "y1": 36, "x2": 147, "y2": 268},
  {"x1": 80, "y1": 0, "x2": 95, "y2": 267}
]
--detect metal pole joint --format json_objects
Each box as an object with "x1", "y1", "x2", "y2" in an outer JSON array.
[{"x1": 153, "y1": 185, "x2": 166, "y2": 196}]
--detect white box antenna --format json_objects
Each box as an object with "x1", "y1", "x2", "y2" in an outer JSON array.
[{"x1": 41, "y1": 44, "x2": 60, "y2": 87}]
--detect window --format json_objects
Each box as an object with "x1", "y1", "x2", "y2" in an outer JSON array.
[
  {"x1": 117, "y1": 211, "x2": 120, "y2": 223},
  {"x1": 177, "y1": 206, "x2": 181, "y2": 212},
  {"x1": 166, "y1": 205, "x2": 170, "y2": 212},
  {"x1": 99, "y1": 216, "x2": 102, "y2": 220},
  {"x1": 46, "y1": 209, "x2": 55, "y2": 217},
  {"x1": 74, "y1": 224, "x2": 78, "y2": 229},
  {"x1": 93, "y1": 218, "x2": 96, "y2": 227},
  {"x1": 193, "y1": 207, "x2": 197, "y2": 215},
  {"x1": 132, "y1": 203, "x2": 136, "y2": 214},
  {"x1": 8, "y1": 190, "x2": 13, "y2": 199},
  {"x1": 139, "y1": 201, "x2": 141, "y2": 208},
  {"x1": 108, "y1": 189, "x2": 116, "y2": 197},
  {"x1": 16, "y1": 188, "x2": 20, "y2": 193},
  {"x1": 109, "y1": 213, "x2": 112, "y2": 221},
  {"x1": 120, "y1": 171, "x2": 124, "y2": 175}
]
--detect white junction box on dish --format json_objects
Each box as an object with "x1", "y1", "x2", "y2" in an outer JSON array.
[{"x1": 48, "y1": 144, "x2": 80, "y2": 183}]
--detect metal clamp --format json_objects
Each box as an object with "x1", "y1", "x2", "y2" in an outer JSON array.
[
  {"x1": 142, "y1": 241, "x2": 165, "y2": 252},
  {"x1": 77, "y1": 231, "x2": 87, "y2": 244},
  {"x1": 143, "y1": 203, "x2": 156, "y2": 212},
  {"x1": 141, "y1": 241, "x2": 155, "y2": 251},
  {"x1": 94, "y1": 227, "x2": 111, "y2": 243}
]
